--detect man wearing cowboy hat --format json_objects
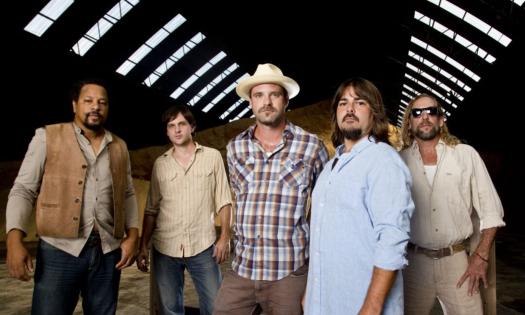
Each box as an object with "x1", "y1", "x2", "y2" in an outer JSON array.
[{"x1": 214, "y1": 63, "x2": 329, "y2": 315}]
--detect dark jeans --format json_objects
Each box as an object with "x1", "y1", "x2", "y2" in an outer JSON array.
[
  {"x1": 153, "y1": 246, "x2": 221, "y2": 315},
  {"x1": 32, "y1": 235, "x2": 122, "y2": 315}
]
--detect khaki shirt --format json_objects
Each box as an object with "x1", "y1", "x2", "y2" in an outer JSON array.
[
  {"x1": 145, "y1": 143, "x2": 232, "y2": 258},
  {"x1": 6, "y1": 125, "x2": 139, "y2": 256},
  {"x1": 400, "y1": 140, "x2": 505, "y2": 249}
]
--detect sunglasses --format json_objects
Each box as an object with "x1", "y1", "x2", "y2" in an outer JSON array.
[{"x1": 411, "y1": 106, "x2": 440, "y2": 118}]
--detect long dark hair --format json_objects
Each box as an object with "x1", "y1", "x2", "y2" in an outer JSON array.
[{"x1": 330, "y1": 78, "x2": 390, "y2": 147}]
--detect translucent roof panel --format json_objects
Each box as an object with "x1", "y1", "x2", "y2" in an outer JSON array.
[
  {"x1": 512, "y1": 0, "x2": 525, "y2": 5},
  {"x1": 170, "y1": 51, "x2": 226, "y2": 99},
  {"x1": 410, "y1": 36, "x2": 481, "y2": 82},
  {"x1": 405, "y1": 73, "x2": 457, "y2": 111},
  {"x1": 201, "y1": 73, "x2": 249, "y2": 113},
  {"x1": 231, "y1": 106, "x2": 251, "y2": 121},
  {"x1": 414, "y1": 11, "x2": 496, "y2": 63},
  {"x1": 143, "y1": 32, "x2": 206, "y2": 87},
  {"x1": 24, "y1": 0, "x2": 74, "y2": 37},
  {"x1": 406, "y1": 62, "x2": 465, "y2": 101},
  {"x1": 220, "y1": 99, "x2": 245, "y2": 120},
  {"x1": 426, "y1": 0, "x2": 512, "y2": 46},
  {"x1": 116, "y1": 14, "x2": 186, "y2": 76},
  {"x1": 188, "y1": 63, "x2": 239, "y2": 107},
  {"x1": 72, "y1": 0, "x2": 140, "y2": 56}
]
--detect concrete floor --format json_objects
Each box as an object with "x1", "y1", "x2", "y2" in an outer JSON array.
[{"x1": 0, "y1": 229, "x2": 523, "y2": 314}]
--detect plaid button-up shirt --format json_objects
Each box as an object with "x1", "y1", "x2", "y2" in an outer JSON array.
[{"x1": 227, "y1": 122, "x2": 329, "y2": 280}]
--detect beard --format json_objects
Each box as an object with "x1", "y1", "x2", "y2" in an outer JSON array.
[
  {"x1": 341, "y1": 127, "x2": 363, "y2": 140},
  {"x1": 415, "y1": 124, "x2": 440, "y2": 140},
  {"x1": 256, "y1": 106, "x2": 284, "y2": 127},
  {"x1": 83, "y1": 113, "x2": 104, "y2": 131}
]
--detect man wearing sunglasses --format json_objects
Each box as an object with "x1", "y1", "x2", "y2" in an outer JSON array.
[{"x1": 400, "y1": 94, "x2": 505, "y2": 314}]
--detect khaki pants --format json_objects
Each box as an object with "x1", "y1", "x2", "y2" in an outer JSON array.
[
  {"x1": 213, "y1": 264, "x2": 308, "y2": 315},
  {"x1": 404, "y1": 250, "x2": 483, "y2": 315}
]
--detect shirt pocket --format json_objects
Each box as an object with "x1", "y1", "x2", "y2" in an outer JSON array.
[
  {"x1": 193, "y1": 169, "x2": 214, "y2": 192},
  {"x1": 279, "y1": 158, "x2": 305, "y2": 188}
]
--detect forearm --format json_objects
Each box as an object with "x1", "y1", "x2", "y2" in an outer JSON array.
[
  {"x1": 139, "y1": 214, "x2": 156, "y2": 249},
  {"x1": 218, "y1": 204, "x2": 231, "y2": 238},
  {"x1": 360, "y1": 267, "x2": 397, "y2": 314},
  {"x1": 474, "y1": 227, "x2": 498, "y2": 259}
]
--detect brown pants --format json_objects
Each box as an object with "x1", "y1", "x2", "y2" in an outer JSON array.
[{"x1": 213, "y1": 264, "x2": 308, "y2": 315}]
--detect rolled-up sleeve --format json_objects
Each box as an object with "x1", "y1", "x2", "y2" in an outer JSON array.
[
  {"x1": 124, "y1": 150, "x2": 139, "y2": 229},
  {"x1": 144, "y1": 161, "x2": 161, "y2": 217},
  {"x1": 214, "y1": 151, "x2": 232, "y2": 213},
  {"x1": 6, "y1": 128, "x2": 47, "y2": 235},
  {"x1": 470, "y1": 149, "x2": 505, "y2": 230},
  {"x1": 369, "y1": 155, "x2": 414, "y2": 271}
]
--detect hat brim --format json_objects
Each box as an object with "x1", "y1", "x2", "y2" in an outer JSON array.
[{"x1": 236, "y1": 75, "x2": 300, "y2": 101}]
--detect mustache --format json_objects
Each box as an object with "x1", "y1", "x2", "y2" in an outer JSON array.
[
  {"x1": 342, "y1": 113, "x2": 359, "y2": 122},
  {"x1": 85, "y1": 111, "x2": 102, "y2": 117},
  {"x1": 258, "y1": 105, "x2": 276, "y2": 113}
]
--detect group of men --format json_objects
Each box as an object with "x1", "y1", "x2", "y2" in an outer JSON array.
[{"x1": 6, "y1": 63, "x2": 504, "y2": 315}]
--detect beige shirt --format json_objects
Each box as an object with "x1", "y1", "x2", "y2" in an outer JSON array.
[
  {"x1": 400, "y1": 140, "x2": 505, "y2": 249},
  {"x1": 6, "y1": 125, "x2": 139, "y2": 256},
  {"x1": 145, "y1": 143, "x2": 232, "y2": 258}
]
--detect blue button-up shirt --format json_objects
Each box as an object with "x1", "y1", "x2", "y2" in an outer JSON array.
[{"x1": 305, "y1": 137, "x2": 414, "y2": 315}]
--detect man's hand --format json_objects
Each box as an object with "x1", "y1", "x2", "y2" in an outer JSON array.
[
  {"x1": 116, "y1": 228, "x2": 138, "y2": 270},
  {"x1": 7, "y1": 229, "x2": 33, "y2": 281},
  {"x1": 212, "y1": 235, "x2": 230, "y2": 264},
  {"x1": 456, "y1": 252, "x2": 489, "y2": 296},
  {"x1": 136, "y1": 245, "x2": 150, "y2": 272}
]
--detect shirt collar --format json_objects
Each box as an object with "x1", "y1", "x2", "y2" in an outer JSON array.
[
  {"x1": 335, "y1": 135, "x2": 376, "y2": 158},
  {"x1": 72, "y1": 122, "x2": 112, "y2": 142},
  {"x1": 240, "y1": 121, "x2": 295, "y2": 141}
]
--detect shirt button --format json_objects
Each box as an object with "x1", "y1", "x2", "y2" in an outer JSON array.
[
  {"x1": 432, "y1": 208, "x2": 436, "y2": 212},
  {"x1": 320, "y1": 203, "x2": 324, "y2": 207},
  {"x1": 82, "y1": 165, "x2": 87, "y2": 169},
  {"x1": 74, "y1": 198, "x2": 80, "y2": 203},
  {"x1": 435, "y1": 228, "x2": 439, "y2": 232},
  {"x1": 72, "y1": 217, "x2": 79, "y2": 221},
  {"x1": 78, "y1": 180, "x2": 83, "y2": 185}
]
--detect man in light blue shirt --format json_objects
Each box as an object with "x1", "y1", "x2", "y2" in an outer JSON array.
[{"x1": 304, "y1": 78, "x2": 414, "y2": 315}]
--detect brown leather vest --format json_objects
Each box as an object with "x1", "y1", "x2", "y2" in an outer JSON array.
[{"x1": 35, "y1": 123, "x2": 128, "y2": 238}]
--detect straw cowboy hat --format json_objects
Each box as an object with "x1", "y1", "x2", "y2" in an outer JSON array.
[{"x1": 236, "y1": 63, "x2": 300, "y2": 101}]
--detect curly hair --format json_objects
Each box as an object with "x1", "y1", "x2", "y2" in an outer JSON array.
[
  {"x1": 330, "y1": 78, "x2": 390, "y2": 147},
  {"x1": 400, "y1": 94, "x2": 460, "y2": 149}
]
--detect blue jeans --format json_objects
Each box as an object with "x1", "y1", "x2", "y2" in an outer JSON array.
[
  {"x1": 153, "y1": 245, "x2": 221, "y2": 315},
  {"x1": 32, "y1": 234, "x2": 122, "y2": 315}
]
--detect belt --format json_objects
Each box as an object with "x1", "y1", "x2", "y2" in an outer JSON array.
[{"x1": 408, "y1": 240, "x2": 468, "y2": 259}]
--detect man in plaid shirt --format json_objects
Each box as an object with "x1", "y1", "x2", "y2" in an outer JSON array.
[{"x1": 213, "y1": 63, "x2": 328, "y2": 315}]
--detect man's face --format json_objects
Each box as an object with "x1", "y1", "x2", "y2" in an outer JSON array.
[
  {"x1": 73, "y1": 84, "x2": 108, "y2": 131},
  {"x1": 250, "y1": 83, "x2": 287, "y2": 127},
  {"x1": 336, "y1": 86, "x2": 373, "y2": 141},
  {"x1": 410, "y1": 96, "x2": 443, "y2": 141},
  {"x1": 166, "y1": 113, "x2": 194, "y2": 146}
]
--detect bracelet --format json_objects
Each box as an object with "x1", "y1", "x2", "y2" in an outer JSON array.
[{"x1": 475, "y1": 252, "x2": 489, "y2": 263}]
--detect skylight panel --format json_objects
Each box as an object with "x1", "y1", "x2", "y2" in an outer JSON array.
[
  {"x1": 512, "y1": 0, "x2": 525, "y2": 6},
  {"x1": 414, "y1": 11, "x2": 496, "y2": 63},
  {"x1": 188, "y1": 63, "x2": 239, "y2": 106},
  {"x1": 220, "y1": 99, "x2": 245, "y2": 120},
  {"x1": 201, "y1": 73, "x2": 248, "y2": 113},
  {"x1": 427, "y1": 0, "x2": 512, "y2": 46},
  {"x1": 143, "y1": 33, "x2": 205, "y2": 87},
  {"x1": 201, "y1": 82, "x2": 236, "y2": 113},
  {"x1": 410, "y1": 36, "x2": 481, "y2": 82},
  {"x1": 170, "y1": 51, "x2": 227, "y2": 99},
  {"x1": 406, "y1": 62, "x2": 465, "y2": 101},
  {"x1": 408, "y1": 51, "x2": 471, "y2": 92},
  {"x1": 231, "y1": 106, "x2": 251, "y2": 121},
  {"x1": 72, "y1": 0, "x2": 140, "y2": 56},
  {"x1": 24, "y1": 0, "x2": 74, "y2": 37},
  {"x1": 116, "y1": 14, "x2": 186, "y2": 76},
  {"x1": 405, "y1": 73, "x2": 457, "y2": 110}
]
